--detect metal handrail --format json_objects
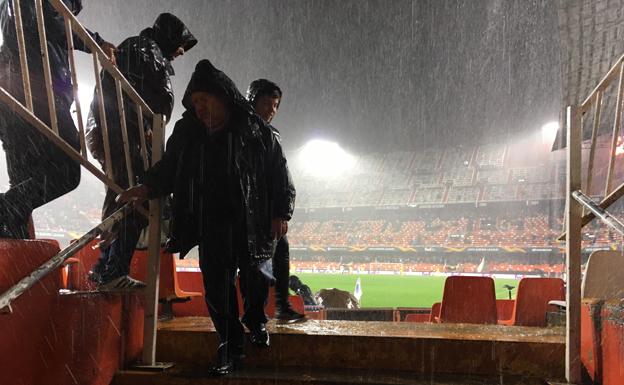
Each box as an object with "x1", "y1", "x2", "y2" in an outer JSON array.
[
  {"x1": 571, "y1": 190, "x2": 624, "y2": 236},
  {"x1": 0, "y1": 203, "x2": 135, "y2": 314},
  {"x1": 0, "y1": 0, "x2": 165, "y2": 365}
]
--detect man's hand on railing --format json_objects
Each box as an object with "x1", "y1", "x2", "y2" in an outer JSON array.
[
  {"x1": 100, "y1": 41, "x2": 118, "y2": 66},
  {"x1": 117, "y1": 184, "x2": 149, "y2": 207},
  {"x1": 97, "y1": 229, "x2": 117, "y2": 249}
]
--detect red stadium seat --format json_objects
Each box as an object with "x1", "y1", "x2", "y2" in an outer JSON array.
[
  {"x1": 438, "y1": 276, "x2": 497, "y2": 324},
  {"x1": 499, "y1": 277, "x2": 564, "y2": 326},
  {"x1": 496, "y1": 299, "x2": 515, "y2": 322},
  {"x1": 130, "y1": 249, "x2": 203, "y2": 318},
  {"x1": 404, "y1": 313, "x2": 429, "y2": 323}
]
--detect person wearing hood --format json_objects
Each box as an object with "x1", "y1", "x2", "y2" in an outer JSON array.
[
  {"x1": 85, "y1": 13, "x2": 197, "y2": 290},
  {"x1": 0, "y1": 0, "x2": 115, "y2": 238},
  {"x1": 118, "y1": 59, "x2": 295, "y2": 376},
  {"x1": 246, "y1": 79, "x2": 303, "y2": 323}
]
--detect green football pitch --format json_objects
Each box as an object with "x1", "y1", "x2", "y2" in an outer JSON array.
[{"x1": 296, "y1": 273, "x2": 519, "y2": 308}]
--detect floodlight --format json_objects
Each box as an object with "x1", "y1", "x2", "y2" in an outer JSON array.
[
  {"x1": 541, "y1": 121, "x2": 559, "y2": 145},
  {"x1": 298, "y1": 139, "x2": 356, "y2": 177}
]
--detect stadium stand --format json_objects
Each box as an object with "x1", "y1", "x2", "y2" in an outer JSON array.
[
  {"x1": 412, "y1": 148, "x2": 442, "y2": 171},
  {"x1": 475, "y1": 145, "x2": 506, "y2": 168},
  {"x1": 410, "y1": 187, "x2": 446, "y2": 204},
  {"x1": 447, "y1": 186, "x2": 480, "y2": 203},
  {"x1": 440, "y1": 147, "x2": 474, "y2": 169},
  {"x1": 476, "y1": 168, "x2": 509, "y2": 184}
]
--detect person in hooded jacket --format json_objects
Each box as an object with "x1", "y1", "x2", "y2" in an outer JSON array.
[
  {"x1": 118, "y1": 59, "x2": 295, "y2": 376},
  {"x1": 0, "y1": 0, "x2": 115, "y2": 238},
  {"x1": 85, "y1": 12, "x2": 197, "y2": 290},
  {"x1": 246, "y1": 79, "x2": 304, "y2": 323}
]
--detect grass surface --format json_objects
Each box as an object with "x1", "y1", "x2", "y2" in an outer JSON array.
[{"x1": 296, "y1": 273, "x2": 518, "y2": 308}]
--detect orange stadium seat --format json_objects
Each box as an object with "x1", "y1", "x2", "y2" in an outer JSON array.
[
  {"x1": 404, "y1": 313, "x2": 430, "y2": 323},
  {"x1": 438, "y1": 276, "x2": 497, "y2": 324},
  {"x1": 496, "y1": 299, "x2": 515, "y2": 322},
  {"x1": 499, "y1": 277, "x2": 564, "y2": 326},
  {"x1": 130, "y1": 249, "x2": 203, "y2": 318}
]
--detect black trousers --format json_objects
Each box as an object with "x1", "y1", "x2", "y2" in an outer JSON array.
[
  {"x1": 199, "y1": 234, "x2": 269, "y2": 359},
  {"x1": 91, "y1": 120, "x2": 149, "y2": 284},
  {"x1": 0, "y1": 96, "x2": 80, "y2": 237},
  {"x1": 272, "y1": 235, "x2": 292, "y2": 310}
]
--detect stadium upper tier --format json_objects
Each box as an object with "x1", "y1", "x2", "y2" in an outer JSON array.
[
  {"x1": 290, "y1": 143, "x2": 569, "y2": 208},
  {"x1": 287, "y1": 214, "x2": 615, "y2": 249}
]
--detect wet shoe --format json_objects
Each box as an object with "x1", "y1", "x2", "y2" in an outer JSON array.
[
  {"x1": 97, "y1": 275, "x2": 146, "y2": 292},
  {"x1": 87, "y1": 271, "x2": 103, "y2": 284},
  {"x1": 276, "y1": 307, "x2": 307, "y2": 324},
  {"x1": 208, "y1": 358, "x2": 244, "y2": 377},
  {"x1": 208, "y1": 343, "x2": 244, "y2": 377},
  {"x1": 247, "y1": 323, "x2": 270, "y2": 348}
]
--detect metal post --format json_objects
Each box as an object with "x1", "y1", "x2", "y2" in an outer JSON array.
[
  {"x1": 136, "y1": 104, "x2": 149, "y2": 170},
  {"x1": 566, "y1": 105, "x2": 582, "y2": 384},
  {"x1": 140, "y1": 114, "x2": 166, "y2": 368},
  {"x1": 605, "y1": 63, "x2": 624, "y2": 195},
  {"x1": 11, "y1": 0, "x2": 33, "y2": 111},
  {"x1": 93, "y1": 54, "x2": 113, "y2": 178},
  {"x1": 114, "y1": 79, "x2": 135, "y2": 186},
  {"x1": 34, "y1": 0, "x2": 58, "y2": 135},
  {"x1": 64, "y1": 17, "x2": 87, "y2": 157},
  {"x1": 585, "y1": 91, "x2": 602, "y2": 198}
]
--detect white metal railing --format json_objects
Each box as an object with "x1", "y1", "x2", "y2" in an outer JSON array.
[
  {"x1": 563, "y1": 52, "x2": 624, "y2": 383},
  {"x1": 0, "y1": 0, "x2": 165, "y2": 366}
]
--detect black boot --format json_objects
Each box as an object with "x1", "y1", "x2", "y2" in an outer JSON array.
[
  {"x1": 208, "y1": 342, "x2": 245, "y2": 377},
  {"x1": 276, "y1": 304, "x2": 306, "y2": 324}
]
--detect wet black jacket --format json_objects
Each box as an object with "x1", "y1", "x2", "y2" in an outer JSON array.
[
  {"x1": 85, "y1": 13, "x2": 197, "y2": 184},
  {"x1": 0, "y1": 0, "x2": 103, "y2": 106},
  {"x1": 143, "y1": 60, "x2": 295, "y2": 260}
]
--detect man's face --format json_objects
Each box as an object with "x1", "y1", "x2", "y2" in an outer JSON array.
[
  {"x1": 171, "y1": 46, "x2": 185, "y2": 60},
  {"x1": 254, "y1": 95, "x2": 280, "y2": 123},
  {"x1": 191, "y1": 91, "x2": 228, "y2": 130}
]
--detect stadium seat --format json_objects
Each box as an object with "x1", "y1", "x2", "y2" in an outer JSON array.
[
  {"x1": 429, "y1": 302, "x2": 441, "y2": 322},
  {"x1": 499, "y1": 277, "x2": 564, "y2": 326},
  {"x1": 157, "y1": 252, "x2": 203, "y2": 318},
  {"x1": 582, "y1": 251, "x2": 624, "y2": 300},
  {"x1": 404, "y1": 313, "x2": 429, "y2": 323},
  {"x1": 496, "y1": 299, "x2": 515, "y2": 321},
  {"x1": 130, "y1": 249, "x2": 203, "y2": 318},
  {"x1": 438, "y1": 276, "x2": 497, "y2": 324}
]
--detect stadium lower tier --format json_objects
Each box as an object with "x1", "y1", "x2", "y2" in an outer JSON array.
[{"x1": 290, "y1": 260, "x2": 564, "y2": 275}]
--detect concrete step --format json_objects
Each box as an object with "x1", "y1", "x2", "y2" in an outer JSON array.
[
  {"x1": 113, "y1": 366, "x2": 550, "y2": 385},
  {"x1": 155, "y1": 317, "x2": 565, "y2": 381}
]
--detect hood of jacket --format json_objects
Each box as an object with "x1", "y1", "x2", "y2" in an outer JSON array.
[
  {"x1": 181, "y1": 59, "x2": 253, "y2": 114},
  {"x1": 140, "y1": 13, "x2": 197, "y2": 59}
]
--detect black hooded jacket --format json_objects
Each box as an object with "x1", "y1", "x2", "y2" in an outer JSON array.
[
  {"x1": 85, "y1": 13, "x2": 196, "y2": 193},
  {"x1": 0, "y1": 0, "x2": 104, "y2": 106},
  {"x1": 143, "y1": 60, "x2": 296, "y2": 260}
]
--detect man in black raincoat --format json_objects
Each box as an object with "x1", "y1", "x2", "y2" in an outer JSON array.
[
  {"x1": 85, "y1": 13, "x2": 197, "y2": 290},
  {"x1": 246, "y1": 79, "x2": 304, "y2": 323},
  {"x1": 0, "y1": 0, "x2": 115, "y2": 238},
  {"x1": 118, "y1": 60, "x2": 295, "y2": 375}
]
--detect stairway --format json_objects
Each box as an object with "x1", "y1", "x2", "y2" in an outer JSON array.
[{"x1": 112, "y1": 317, "x2": 566, "y2": 385}]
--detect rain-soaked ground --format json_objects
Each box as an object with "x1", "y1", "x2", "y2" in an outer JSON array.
[
  {"x1": 158, "y1": 317, "x2": 565, "y2": 344},
  {"x1": 145, "y1": 317, "x2": 566, "y2": 384}
]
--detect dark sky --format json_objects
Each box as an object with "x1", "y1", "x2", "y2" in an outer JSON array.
[{"x1": 76, "y1": 0, "x2": 562, "y2": 153}]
